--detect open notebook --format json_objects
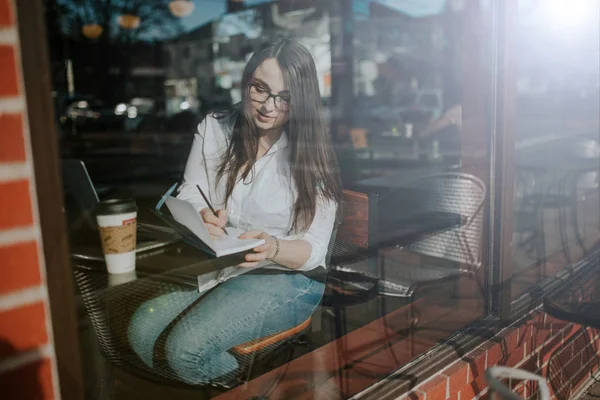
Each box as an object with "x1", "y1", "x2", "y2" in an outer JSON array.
[{"x1": 158, "y1": 195, "x2": 265, "y2": 257}]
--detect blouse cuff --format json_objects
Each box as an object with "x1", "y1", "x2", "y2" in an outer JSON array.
[{"x1": 282, "y1": 232, "x2": 326, "y2": 271}]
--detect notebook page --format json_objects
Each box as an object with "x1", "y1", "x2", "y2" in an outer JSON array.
[
  {"x1": 211, "y1": 234, "x2": 265, "y2": 257},
  {"x1": 164, "y1": 197, "x2": 265, "y2": 257},
  {"x1": 165, "y1": 196, "x2": 214, "y2": 250}
]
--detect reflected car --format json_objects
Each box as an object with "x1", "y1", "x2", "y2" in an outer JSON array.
[
  {"x1": 62, "y1": 96, "x2": 158, "y2": 134},
  {"x1": 62, "y1": 96, "x2": 128, "y2": 134}
]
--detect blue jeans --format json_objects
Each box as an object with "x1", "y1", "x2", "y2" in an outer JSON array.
[{"x1": 128, "y1": 271, "x2": 324, "y2": 384}]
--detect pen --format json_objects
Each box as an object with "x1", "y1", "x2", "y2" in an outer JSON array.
[{"x1": 196, "y1": 185, "x2": 229, "y2": 236}]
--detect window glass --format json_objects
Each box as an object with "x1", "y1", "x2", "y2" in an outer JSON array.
[
  {"x1": 511, "y1": 0, "x2": 600, "y2": 299},
  {"x1": 46, "y1": 0, "x2": 493, "y2": 397}
]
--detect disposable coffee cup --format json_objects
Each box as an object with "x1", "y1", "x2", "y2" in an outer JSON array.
[
  {"x1": 108, "y1": 270, "x2": 137, "y2": 287},
  {"x1": 95, "y1": 199, "x2": 137, "y2": 274}
]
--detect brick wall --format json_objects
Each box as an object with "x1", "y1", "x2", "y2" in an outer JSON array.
[
  {"x1": 401, "y1": 311, "x2": 600, "y2": 400},
  {"x1": 0, "y1": 0, "x2": 59, "y2": 398}
]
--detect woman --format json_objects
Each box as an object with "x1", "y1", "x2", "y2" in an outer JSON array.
[{"x1": 128, "y1": 38, "x2": 341, "y2": 385}]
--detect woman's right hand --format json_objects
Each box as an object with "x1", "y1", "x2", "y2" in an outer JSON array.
[{"x1": 200, "y1": 208, "x2": 228, "y2": 238}]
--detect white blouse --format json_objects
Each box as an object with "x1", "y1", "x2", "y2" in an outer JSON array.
[{"x1": 177, "y1": 114, "x2": 337, "y2": 292}]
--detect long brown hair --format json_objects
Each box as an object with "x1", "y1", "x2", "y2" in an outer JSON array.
[{"x1": 216, "y1": 38, "x2": 341, "y2": 231}]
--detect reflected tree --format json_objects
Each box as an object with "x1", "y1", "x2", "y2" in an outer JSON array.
[
  {"x1": 56, "y1": 0, "x2": 183, "y2": 43},
  {"x1": 45, "y1": 0, "x2": 184, "y2": 103}
]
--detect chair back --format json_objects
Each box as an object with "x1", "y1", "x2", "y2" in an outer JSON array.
[
  {"x1": 514, "y1": 167, "x2": 541, "y2": 207},
  {"x1": 326, "y1": 220, "x2": 340, "y2": 266},
  {"x1": 405, "y1": 173, "x2": 486, "y2": 268},
  {"x1": 337, "y1": 190, "x2": 371, "y2": 249},
  {"x1": 323, "y1": 190, "x2": 379, "y2": 305},
  {"x1": 485, "y1": 366, "x2": 550, "y2": 400}
]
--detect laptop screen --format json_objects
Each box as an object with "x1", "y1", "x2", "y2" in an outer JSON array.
[{"x1": 61, "y1": 159, "x2": 100, "y2": 232}]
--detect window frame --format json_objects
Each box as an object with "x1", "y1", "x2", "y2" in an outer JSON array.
[
  {"x1": 488, "y1": 0, "x2": 517, "y2": 320},
  {"x1": 16, "y1": 1, "x2": 84, "y2": 399},
  {"x1": 21, "y1": 0, "x2": 595, "y2": 398}
]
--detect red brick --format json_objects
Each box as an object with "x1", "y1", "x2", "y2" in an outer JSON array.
[
  {"x1": 589, "y1": 360, "x2": 600, "y2": 375},
  {"x1": 539, "y1": 334, "x2": 564, "y2": 366},
  {"x1": 514, "y1": 382, "x2": 526, "y2": 397},
  {"x1": 418, "y1": 375, "x2": 447, "y2": 400},
  {"x1": 486, "y1": 342, "x2": 503, "y2": 369},
  {"x1": 520, "y1": 323, "x2": 534, "y2": 351},
  {"x1": 544, "y1": 313, "x2": 567, "y2": 326},
  {"x1": 0, "y1": 180, "x2": 33, "y2": 229},
  {"x1": 530, "y1": 311, "x2": 545, "y2": 325},
  {"x1": 464, "y1": 348, "x2": 486, "y2": 383},
  {"x1": 458, "y1": 382, "x2": 480, "y2": 400},
  {"x1": 555, "y1": 385, "x2": 575, "y2": 400},
  {"x1": 519, "y1": 357, "x2": 538, "y2": 373},
  {"x1": 580, "y1": 339, "x2": 597, "y2": 358},
  {"x1": 505, "y1": 344, "x2": 526, "y2": 367},
  {"x1": 503, "y1": 328, "x2": 520, "y2": 350},
  {"x1": 568, "y1": 330, "x2": 589, "y2": 354},
  {"x1": 491, "y1": 328, "x2": 525, "y2": 367},
  {"x1": 0, "y1": 302, "x2": 48, "y2": 358},
  {"x1": 0, "y1": 241, "x2": 41, "y2": 294},
  {"x1": 0, "y1": 358, "x2": 54, "y2": 399},
  {"x1": 464, "y1": 347, "x2": 490, "y2": 395},
  {"x1": 586, "y1": 327, "x2": 600, "y2": 340},
  {"x1": 563, "y1": 353, "x2": 582, "y2": 377},
  {"x1": 0, "y1": 113, "x2": 26, "y2": 162},
  {"x1": 526, "y1": 379, "x2": 540, "y2": 399},
  {"x1": 469, "y1": 352, "x2": 487, "y2": 392},
  {"x1": 404, "y1": 390, "x2": 425, "y2": 400},
  {"x1": 0, "y1": 0, "x2": 12, "y2": 26},
  {"x1": 562, "y1": 324, "x2": 582, "y2": 342},
  {"x1": 582, "y1": 350, "x2": 599, "y2": 371},
  {"x1": 544, "y1": 339, "x2": 591, "y2": 397},
  {"x1": 532, "y1": 319, "x2": 554, "y2": 352},
  {"x1": 539, "y1": 361, "x2": 551, "y2": 382},
  {"x1": 443, "y1": 361, "x2": 469, "y2": 397},
  {"x1": 0, "y1": 45, "x2": 19, "y2": 96}
]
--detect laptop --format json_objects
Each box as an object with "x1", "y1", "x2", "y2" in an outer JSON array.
[{"x1": 62, "y1": 159, "x2": 180, "y2": 261}]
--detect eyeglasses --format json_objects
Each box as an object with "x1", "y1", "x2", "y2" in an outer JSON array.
[{"x1": 248, "y1": 83, "x2": 291, "y2": 112}]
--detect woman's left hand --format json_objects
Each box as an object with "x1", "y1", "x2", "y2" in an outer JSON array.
[{"x1": 238, "y1": 230, "x2": 276, "y2": 268}]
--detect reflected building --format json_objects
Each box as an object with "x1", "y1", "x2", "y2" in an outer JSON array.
[
  {"x1": 163, "y1": 23, "x2": 213, "y2": 118},
  {"x1": 162, "y1": 1, "x2": 331, "y2": 118}
]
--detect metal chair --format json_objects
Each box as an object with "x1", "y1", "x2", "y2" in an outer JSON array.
[
  {"x1": 73, "y1": 268, "x2": 319, "y2": 395},
  {"x1": 74, "y1": 223, "x2": 339, "y2": 393},
  {"x1": 485, "y1": 366, "x2": 550, "y2": 400},
  {"x1": 514, "y1": 167, "x2": 546, "y2": 265},
  {"x1": 515, "y1": 138, "x2": 599, "y2": 267},
  {"x1": 376, "y1": 172, "x2": 487, "y2": 299},
  {"x1": 321, "y1": 191, "x2": 380, "y2": 340},
  {"x1": 73, "y1": 267, "x2": 228, "y2": 397}
]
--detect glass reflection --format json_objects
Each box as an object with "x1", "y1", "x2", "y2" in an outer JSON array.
[
  {"x1": 511, "y1": 0, "x2": 600, "y2": 299},
  {"x1": 48, "y1": 0, "x2": 492, "y2": 398}
]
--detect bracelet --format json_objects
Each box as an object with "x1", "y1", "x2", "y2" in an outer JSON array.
[{"x1": 267, "y1": 235, "x2": 280, "y2": 262}]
